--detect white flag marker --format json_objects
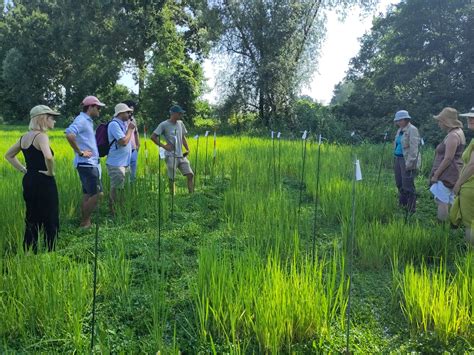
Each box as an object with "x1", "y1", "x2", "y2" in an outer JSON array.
[
  {"x1": 205, "y1": 131, "x2": 209, "y2": 137},
  {"x1": 355, "y1": 159, "x2": 363, "y2": 181},
  {"x1": 351, "y1": 131, "x2": 355, "y2": 137},
  {"x1": 277, "y1": 132, "x2": 281, "y2": 139},
  {"x1": 159, "y1": 147, "x2": 166, "y2": 159},
  {"x1": 421, "y1": 138, "x2": 425, "y2": 146},
  {"x1": 271, "y1": 131, "x2": 274, "y2": 139},
  {"x1": 302, "y1": 130, "x2": 308, "y2": 140},
  {"x1": 318, "y1": 134, "x2": 322, "y2": 145},
  {"x1": 194, "y1": 134, "x2": 199, "y2": 139}
]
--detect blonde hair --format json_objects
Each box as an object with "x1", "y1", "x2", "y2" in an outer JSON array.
[{"x1": 29, "y1": 114, "x2": 50, "y2": 132}]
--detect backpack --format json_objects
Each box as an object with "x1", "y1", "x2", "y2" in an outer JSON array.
[{"x1": 95, "y1": 121, "x2": 117, "y2": 157}]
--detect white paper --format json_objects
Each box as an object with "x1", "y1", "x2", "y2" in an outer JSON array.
[
  {"x1": 205, "y1": 131, "x2": 209, "y2": 137},
  {"x1": 271, "y1": 131, "x2": 274, "y2": 139},
  {"x1": 421, "y1": 138, "x2": 425, "y2": 146},
  {"x1": 318, "y1": 134, "x2": 322, "y2": 145},
  {"x1": 384, "y1": 132, "x2": 388, "y2": 140},
  {"x1": 194, "y1": 134, "x2": 199, "y2": 139},
  {"x1": 277, "y1": 132, "x2": 281, "y2": 139},
  {"x1": 159, "y1": 147, "x2": 166, "y2": 159},
  {"x1": 355, "y1": 160, "x2": 362, "y2": 181},
  {"x1": 302, "y1": 130, "x2": 307, "y2": 140},
  {"x1": 351, "y1": 131, "x2": 355, "y2": 137}
]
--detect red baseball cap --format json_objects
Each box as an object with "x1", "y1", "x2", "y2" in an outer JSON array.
[{"x1": 82, "y1": 96, "x2": 105, "y2": 107}]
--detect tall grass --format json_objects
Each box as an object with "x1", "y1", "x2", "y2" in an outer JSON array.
[
  {"x1": 0, "y1": 253, "x2": 91, "y2": 352},
  {"x1": 393, "y1": 252, "x2": 473, "y2": 343},
  {"x1": 195, "y1": 243, "x2": 348, "y2": 352},
  {"x1": 352, "y1": 220, "x2": 450, "y2": 268}
]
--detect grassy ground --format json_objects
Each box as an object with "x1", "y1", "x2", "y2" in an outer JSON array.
[{"x1": 0, "y1": 127, "x2": 472, "y2": 353}]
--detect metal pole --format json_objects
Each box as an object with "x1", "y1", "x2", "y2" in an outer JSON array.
[
  {"x1": 377, "y1": 132, "x2": 388, "y2": 185},
  {"x1": 298, "y1": 131, "x2": 308, "y2": 212},
  {"x1": 194, "y1": 135, "x2": 199, "y2": 188},
  {"x1": 158, "y1": 135, "x2": 162, "y2": 259},
  {"x1": 171, "y1": 130, "x2": 177, "y2": 221},
  {"x1": 272, "y1": 131, "x2": 276, "y2": 187},
  {"x1": 144, "y1": 125, "x2": 149, "y2": 170},
  {"x1": 312, "y1": 135, "x2": 322, "y2": 264},
  {"x1": 278, "y1": 132, "x2": 281, "y2": 185},
  {"x1": 212, "y1": 131, "x2": 217, "y2": 179},
  {"x1": 90, "y1": 221, "x2": 99, "y2": 351},
  {"x1": 345, "y1": 158, "x2": 357, "y2": 354},
  {"x1": 204, "y1": 131, "x2": 209, "y2": 184}
]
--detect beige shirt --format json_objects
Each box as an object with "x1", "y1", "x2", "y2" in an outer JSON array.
[
  {"x1": 394, "y1": 123, "x2": 421, "y2": 170},
  {"x1": 153, "y1": 119, "x2": 188, "y2": 157}
]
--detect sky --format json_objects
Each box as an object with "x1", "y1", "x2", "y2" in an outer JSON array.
[{"x1": 119, "y1": 0, "x2": 401, "y2": 105}]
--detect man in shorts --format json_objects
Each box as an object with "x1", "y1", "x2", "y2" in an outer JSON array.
[
  {"x1": 65, "y1": 95, "x2": 105, "y2": 228},
  {"x1": 106, "y1": 103, "x2": 136, "y2": 214},
  {"x1": 150, "y1": 105, "x2": 194, "y2": 194}
]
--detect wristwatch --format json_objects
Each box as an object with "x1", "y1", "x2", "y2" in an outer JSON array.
[{"x1": 79, "y1": 151, "x2": 84, "y2": 157}]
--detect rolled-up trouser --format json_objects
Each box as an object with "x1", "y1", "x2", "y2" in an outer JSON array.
[{"x1": 394, "y1": 156, "x2": 416, "y2": 212}]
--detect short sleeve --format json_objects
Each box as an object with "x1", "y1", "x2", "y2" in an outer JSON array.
[
  {"x1": 153, "y1": 123, "x2": 164, "y2": 136},
  {"x1": 109, "y1": 120, "x2": 125, "y2": 141},
  {"x1": 65, "y1": 116, "x2": 82, "y2": 135},
  {"x1": 180, "y1": 121, "x2": 188, "y2": 135}
]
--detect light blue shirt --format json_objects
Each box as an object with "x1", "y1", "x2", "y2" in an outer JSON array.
[
  {"x1": 106, "y1": 118, "x2": 131, "y2": 167},
  {"x1": 394, "y1": 132, "x2": 404, "y2": 156},
  {"x1": 65, "y1": 112, "x2": 99, "y2": 167}
]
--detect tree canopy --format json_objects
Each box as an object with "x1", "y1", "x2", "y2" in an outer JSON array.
[{"x1": 333, "y1": 0, "x2": 474, "y2": 143}]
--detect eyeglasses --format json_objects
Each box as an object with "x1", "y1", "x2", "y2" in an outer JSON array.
[
  {"x1": 128, "y1": 112, "x2": 133, "y2": 116},
  {"x1": 94, "y1": 105, "x2": 102, "y2": 111}
]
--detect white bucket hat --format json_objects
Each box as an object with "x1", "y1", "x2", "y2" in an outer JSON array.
[
  {"x1": 459, "y1": 107, "x2": 474, "y2": 118},
  {"x1": 114, "y1": 103, "x2": 133, "y2": 117}
]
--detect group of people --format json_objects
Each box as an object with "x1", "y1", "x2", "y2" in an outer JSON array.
[
  {"x1": 4, "y1": 96, "x2": 194, "y2": 252},
  {"x1": 5, "y1": 98, "x2": 473, "y2": 252},
  {"x1": 393, "y1": 107, "x2": 474, "y2": 245}
]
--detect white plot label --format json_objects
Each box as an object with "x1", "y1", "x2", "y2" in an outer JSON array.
[{"x1": 355, "y1": 160, "x2": 363, "y2": 181}]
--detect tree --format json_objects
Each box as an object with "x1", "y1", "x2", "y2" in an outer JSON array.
[
  {"x1": 0, "y1": 0, "x2": 123, "y2": 120},
  {"x1": 204, "y1": 0, "x2": 379, "y2": 128},
  {"x1": 141, "y1": 3, "x2": 203, "y2": 127},
  {"x1": 336, "y1": 0, "x2": 474, "y2": 143}
]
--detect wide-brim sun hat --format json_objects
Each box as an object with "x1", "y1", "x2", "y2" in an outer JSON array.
[
  {"x1": 394, "y1": 110, "x2": 411, "y2": 121},
  {"x1": 433, "y1": 107, "x2": 463, "y2": 128},
  {"x1": 459, "y1": 107, "x2": 474, "y2": 118},
  {"x1": 82, "y1": 95, "x2": 106, "y2": 107},
  {"x1": 30, "y1": 105, "x2": 60, "y2": 119},
  {"x1": 114, "y1": 103, "x2": 133, "y2": 117}
]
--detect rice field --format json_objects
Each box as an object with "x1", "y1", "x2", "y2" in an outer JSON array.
[{"x1": 0, "y1": 126, "x2": 472, "y2": 353}]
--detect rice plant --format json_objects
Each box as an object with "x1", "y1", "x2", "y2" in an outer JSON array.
[{"x1": 394, "y1": 252, "x2": 473, "y2": 343}]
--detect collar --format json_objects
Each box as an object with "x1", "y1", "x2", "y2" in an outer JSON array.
[
  {"x1": 80, "y1": 112, "x2": 93, "y2": 122},
  {"x1": 400, "y1": 123, "x2": 411, "y2": 132}
]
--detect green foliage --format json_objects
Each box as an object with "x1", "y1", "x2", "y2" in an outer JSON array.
[
  {"x1": 394, "y1": 253, "x2": 473, "y2": 344},
  {"x1": 141, "y1": 3, "x2": 203, "y2": 128},
  {"x1": 207, "y1": 0, "x2": 378, "y2": 127},
  {"x1": 334, "y1": 0, "x2": 474, "y2": 143}
]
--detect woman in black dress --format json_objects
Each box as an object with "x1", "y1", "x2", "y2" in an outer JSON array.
[{"x1": 4, "y1": 105, "x2": 60, "y2": 252}]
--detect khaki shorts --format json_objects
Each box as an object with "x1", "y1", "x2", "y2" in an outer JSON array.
[
  {"x1": 107, "y1": 165, "x2": 129, "y2": 188},
  {"x1": 165, "y1": 156, "x2": 193, "y2": 179}
]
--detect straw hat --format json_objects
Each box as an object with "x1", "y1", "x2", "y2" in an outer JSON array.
[{"x1": 433, "y1": 107, "x2": 463, "y2": 129}]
